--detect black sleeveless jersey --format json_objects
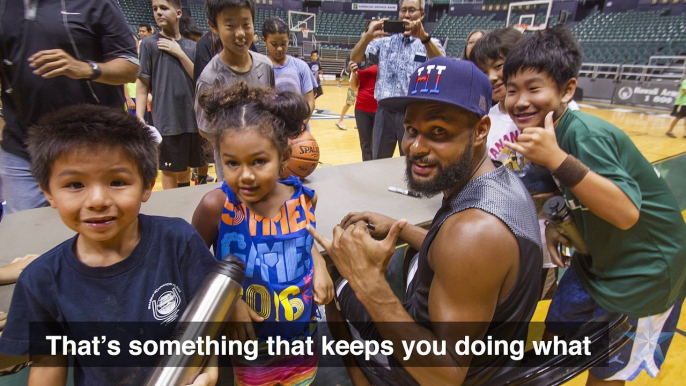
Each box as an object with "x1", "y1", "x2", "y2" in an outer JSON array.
[{"x1": 403, "y1": 166, "x2": 542, "y2": 384}]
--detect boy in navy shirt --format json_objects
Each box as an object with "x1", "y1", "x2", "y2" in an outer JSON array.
[{"x1": 0, "y1": 105, "x2": 218, "y2": 386}]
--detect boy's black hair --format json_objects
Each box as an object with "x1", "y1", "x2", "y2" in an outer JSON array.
[
  {"x1": 138, "y1": 23, "x2": 152, "y2": 32},
  {"x1": 28, "y1": 105, "x2": 159, "y2": 191},
  {"x1": 503, "y1": 26, "x2": 583, "y2": 90},
  {"x1": 262, "y1": 17, "x2": 289, "y2": 38},
  {"x1": 469, "y1": 27, "x2": 523, "y2": 69},
  {"x1": 205, "y1": 0, "x2": 255, "y2": 28},
  {"x1": 311, "y1": 50, "x2": 318, "y2": 55}
]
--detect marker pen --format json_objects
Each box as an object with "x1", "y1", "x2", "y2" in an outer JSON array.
[{"x1": 388, "y1": 186, "x2": 421, "y2": 198}]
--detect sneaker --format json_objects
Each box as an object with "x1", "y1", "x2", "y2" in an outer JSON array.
[
  {"x1": 335, "y1": 122, "x2": 347, "y2": 130},
  {"x1": 207, "y1": 175, "x2": 215, "y2": 183},
  {"x1": 666, "y1": 132, "x2": 676, "y2": 138}
]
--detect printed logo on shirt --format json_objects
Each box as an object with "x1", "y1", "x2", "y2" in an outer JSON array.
[{"x1": 148, "y1": 283, "x2": 182, "y2": 325}]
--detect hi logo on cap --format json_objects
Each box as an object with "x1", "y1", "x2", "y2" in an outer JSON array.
[{"x1": 411, "y1": 65, "x2": 447, "y2": 95}]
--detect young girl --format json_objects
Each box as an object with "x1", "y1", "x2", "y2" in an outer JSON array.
[
  {"x1": 262, "y1": 17, "x2": 316, "y2": 130},
  {"x1": 192, "y1": 82, "x2": 333, "y2": 385}
]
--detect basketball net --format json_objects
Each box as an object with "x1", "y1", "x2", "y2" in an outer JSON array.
[
  {"x1": 301, "y1": 28, "x2": 310, "y2": 39},
  {"x1": 513, "y1": 23, "x2": 529, "y2": 32}
]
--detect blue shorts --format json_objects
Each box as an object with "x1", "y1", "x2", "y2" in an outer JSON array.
[{"x1": 545, "y1": 267, "x2": 683, "y2": 381}]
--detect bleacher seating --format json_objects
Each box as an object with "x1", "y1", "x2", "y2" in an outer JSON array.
[
  {"x1": 113, "y1": 1, "x2": 686, "y2": 70},
  {"x1": 188, "y1": 1, "x2": 210, "y2": 33},
  {"x1": 315, "y1": 12, "x2": 368, "y2": 37},
  {"x1": 116, "y1": 0, "x2": 156, "y2": 33},
  {"x1": 572, "y1": 10, "x2": 686, "y2": 64},
  {"x1": 432, "y1": 14, "x2": 504, "y2": 58}
]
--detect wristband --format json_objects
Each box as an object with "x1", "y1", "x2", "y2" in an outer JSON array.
[
  {"x1": 551, "y1": 155, "x2": 590, "y2": 188},
  {"x1": 421, "y1": 34, "x2": 432, "y2": 45}
]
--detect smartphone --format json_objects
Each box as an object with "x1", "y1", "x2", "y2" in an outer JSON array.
[{"x1": 383, "y1": 21, "x2": 406, "y2": 34}]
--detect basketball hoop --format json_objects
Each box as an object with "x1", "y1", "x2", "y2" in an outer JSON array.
[{"x1": 301, "y1": 28, "x2": 310, "y2": 39}]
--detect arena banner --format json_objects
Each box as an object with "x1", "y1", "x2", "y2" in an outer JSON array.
[
  {"x1": 352, "y1": 3, "x2": 398, "y2": 12},
  {"x1": 612, "y1": 80, "x2": 680, "y2": 111}
]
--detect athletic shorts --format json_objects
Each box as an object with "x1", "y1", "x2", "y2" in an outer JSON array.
[
  {"x1": 346, "y1": 87, "x2": 358, "y2": 106},
  {"x1": 545, "y1": 267, "x2": 683, "y2": 381},
  {"x1": 314, "y1": 85, "x2": 324, "y2": 99},
  {"x1": 159, "y1": 133, "x2": 205, "y2": 172},
  {"x1": 671, "y1": 104, "x2": 686, "y2": 118}
]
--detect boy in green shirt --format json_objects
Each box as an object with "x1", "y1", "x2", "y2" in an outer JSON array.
[
  {"x1": 503, "y1": 27, "x2": 686, "y2": 385},
  {"x1": 666, "y1": 77, "x2": 686, "y2": 138}
]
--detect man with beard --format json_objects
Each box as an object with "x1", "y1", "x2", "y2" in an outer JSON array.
[{"x1": 307, "y1": 58, "x2": 542, "y2": 386}]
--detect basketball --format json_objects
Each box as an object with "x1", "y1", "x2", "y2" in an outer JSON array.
[{"x1": 281, "y1": 131, "x2": 320, "y2": 180}]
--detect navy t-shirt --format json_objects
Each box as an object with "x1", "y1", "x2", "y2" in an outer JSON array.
[{"x1": 0, "y1": 214, "x2": 217, "y2": 385}]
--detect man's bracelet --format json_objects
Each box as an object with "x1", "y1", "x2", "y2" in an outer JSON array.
[
  {"x1": 551, "y1": 154, "x2": 590, "y2": 188},
  {"x1": 421, "y1": 34, "x2": 432, "y2": 45}
]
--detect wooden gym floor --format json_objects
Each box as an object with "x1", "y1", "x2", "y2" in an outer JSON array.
[{"x1": 160, "y1": 81, "x2": 686, "y2": 385}]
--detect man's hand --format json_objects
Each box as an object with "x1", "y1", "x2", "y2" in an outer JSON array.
[
  {"x1": 545, "y1": 222, "x2": 571, "y2": 267},
  {"x1": 404, "y1": 20, "x2": 429, "y2": 41},
  {"x1": 349, "y1": 62, "x2": 359, "y2": 73},
  {"x1": 157, "y1": 38, "x2": 184, "y2": 58},
  {"x1": 366, "y1": 18, "x2": 389, "y2": 40},
  {"x1": 504, "y1": 111, "x2": 568, "y2": 170},
  {"x1": 225, "y1": 299, "x2": 263, "y2": 342},
  {"x1": 306, "y1": 220, "x2": 407, "y2": 293},
  {"x1": 28, "y1": 50, "x2": 92, "y2": 80},
  {"x1": 126, "y1": 97, "x2": 136, "y2": 110},
  {"x1": 339, "y1": 212, "x2": 397, "y2": 239}
]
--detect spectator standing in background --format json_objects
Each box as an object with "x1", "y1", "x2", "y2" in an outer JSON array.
[
  {"x1": 249, "y1": 34, "x2": 259, "y2": 52},
  {"x1": 193, "y1": 30, "x2": 223, "y2": 84},
  {"x1": 139, "y1": 23, "x2": 154, "y2": 40},
  {"x1": 136, "y1": 0, "x2": 202, "y2": 189},
  {"x1": 180, "y1": 15, "x2": 204, "y2": 43},
  {"x1": 262, "y1": 17, "x2": 316, "y2": 129},
  {"x1": 463, "y1": 29, "x2": 486, "y2": 59},
  {"x1": 180, "y1": 15, "x2": 211, "y2": 184},
  {"x1": 0, "y1": 0, "x2": 138, "y2": 214},
  {"x1": 666, "y1": 76, "x2": 686, "y2": 138},
  {"x1": 351, "y1": 59, "x2": 378, "y2": 161},
  {"x1": 350, "y1": 0, "x2": 445, "y2": 159},
  {"x1": 309, "y1": 50, "x2": 324, "y2": 98}
]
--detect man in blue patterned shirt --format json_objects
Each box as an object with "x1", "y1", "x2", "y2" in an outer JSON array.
[{"x1": 350, "y1": 0, "x2": 445, "y2": 159}]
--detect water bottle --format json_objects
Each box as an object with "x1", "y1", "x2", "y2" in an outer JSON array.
[
  {"x1": 144, "y1": 256, "x2": 246, "y2": 386},
  {"x1": 543, "y1": 196, "x2": 589, "y2": 255}
]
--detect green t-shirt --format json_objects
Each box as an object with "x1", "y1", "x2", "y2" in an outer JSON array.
[
  {"x1": 677, "y1": 79, "x2": 686, "y2": 106},
  {"x1": 555, "y1": 110, "x2": 686, "y2": 318}
]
